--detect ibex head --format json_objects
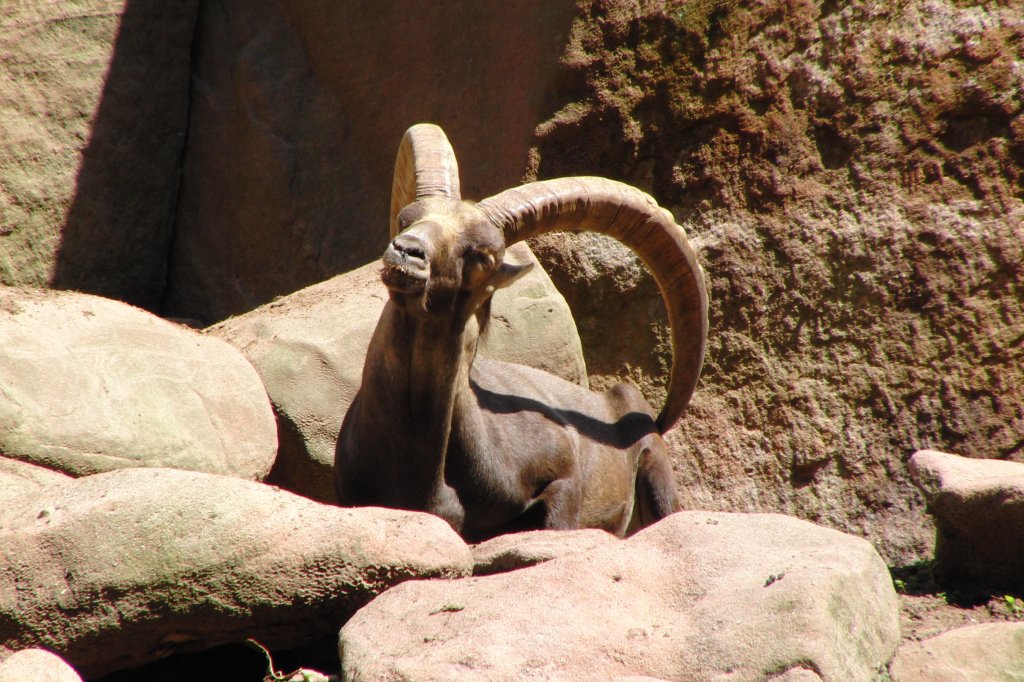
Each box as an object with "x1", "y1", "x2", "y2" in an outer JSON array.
[
  {"x1": 383, "y1": 198, "x2": 531, "y2": 323},
  {"x1": 385, "y1": 124, "x2": 708, "y2": 433}
]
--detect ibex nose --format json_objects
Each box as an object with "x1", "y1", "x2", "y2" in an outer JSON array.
[{"x1": 390, "y1": 232, "x2": 428, "y2": 263}]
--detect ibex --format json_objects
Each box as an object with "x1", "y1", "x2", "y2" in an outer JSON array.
[{"x1": 335, "y1": 124, "x2": 708, "y2": 541}]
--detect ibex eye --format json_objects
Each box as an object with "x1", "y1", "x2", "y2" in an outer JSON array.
[{"x1": 466, "y1": 250, "x2": 495, "y2": 269}]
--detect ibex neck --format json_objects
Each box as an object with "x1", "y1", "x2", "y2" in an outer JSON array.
[{"x1": 360, "y1": 301, "x2": 478, "y2": 490}]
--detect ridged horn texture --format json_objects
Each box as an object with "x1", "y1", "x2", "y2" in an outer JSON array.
[
  {"x1": 390, "y1": 123, "x2": 462, "y2": 238},
  {"x1": 477, "y1": 177, "x2": 709, "y2": 434}
]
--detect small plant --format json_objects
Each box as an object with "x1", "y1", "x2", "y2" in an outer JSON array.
[
  {"x1": 1004, "y1": 595, "x2": 1023, "y2": 619},
  {"x1": 893, "y1": 579, "x2": 906, "y2": 594}
]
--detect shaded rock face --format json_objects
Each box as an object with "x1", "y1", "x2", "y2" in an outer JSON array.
[
  {"x1": 0, "y1": 468, "x2": 472, "y2": 678},
  {"x1": 0, "y1": 1, "x2": 197, "y2": 310},
  {"x1": 164, "y1": 0, "x2": 578, "y2": 322},
  {"x1": 0, "y1": 287, "x2": 277, "y2": 480},
  {"x1": 340, "y1": 512, "x2": 900, "y2": 681},
  {"x1": 526, "y1": 0, "x2": 1024, "y2": 564},
  {"x1": 208, "y1": 242, "x2": 586, "y2": 503}
]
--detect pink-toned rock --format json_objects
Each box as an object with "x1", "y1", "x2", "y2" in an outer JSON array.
[
  {"x1": 0, "y1": 649, "x2": 83, "y2": 682},
  {"x1": 0, "y1": 287, "x2": 277, "y2": 480},
  {"x1": 340, "y1": 512, "x2": 899, "y2": 681},
  {"x1": 768, "y1": 671, "x2": 823, "y2": 682},
  {"x1": 910, "y1": 449, "x2": 1024, "y2": 496},
  {"x1": 891, "y1": 622, "x2": 1024, "y2": 682},
  {"x1": 910, "y1": 449, "x2": 1024, "y2": 592},
  {"x1": 282, "y1": 672, "x2": 335, "y2": 682},
  {"x1": 471, "y1": 528, "x2": 619, "y2": 575},
  {"x1": 0, "y1": 468, "x2": 471, "y2": 678}
]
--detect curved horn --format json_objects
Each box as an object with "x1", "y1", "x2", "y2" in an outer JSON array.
[
  {"x1": 478, "y1": 177, "x2": 708, "y2": 434},
  {"x1": 390, "y1": 124, "x2": 462, "y2": 238}
]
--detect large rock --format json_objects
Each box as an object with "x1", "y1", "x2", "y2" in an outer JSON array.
[
  {"x1": 208, "y1": 242, "x2": 586, "y2": 503},
  {"x1": 0, "y1": 649, "x2": 83, "y2": 682},
  {"x1": 891, "y1": 622, "x2": 1024, "y2": 682},
  {"x1": 0, "y1": 467, "x2": 472, "y2": 678},
  {"x1": 525, "y1": 1, "x2": 1024, "y2": 565},
  {"x1": 909, "y1": 449, "x2": 1024, "y2": 592},
  {"x1": 339, "y1": 512, "x2": 900, "y2": 681},
  {"x1": 0, "y1": 458, "x2": 71, "y2": 504},
  {"x1": 0, "y1": 288, "x2": 276, "y2": 480},
  {"x1": 164, "y1": 0, "x2": 577, "y2": 322},
  {"x1": 0, "y1": 1, "x2": 197, "y2": 310}
]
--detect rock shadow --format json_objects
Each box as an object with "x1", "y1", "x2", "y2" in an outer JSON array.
[{"x1": 50, "y1": 0, "x2": 199, "y2": 312}]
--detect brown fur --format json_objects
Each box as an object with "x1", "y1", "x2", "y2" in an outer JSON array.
[{"x1": 335, "y1": 199, "x2": 680, "y2": 541}]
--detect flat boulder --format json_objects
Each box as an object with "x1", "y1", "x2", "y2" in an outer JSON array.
[
  {"x1": 0, "y1": 287, "x2": 276, "y2": 480},
  {"x1": 0, "y1": 467, "x2": 472, "y2": 678},
  {"x1": 891, "y1": 622, "x2": 1024, "y2": 681},
  {"x1": 340, "y1": 512, "x2": 900, "y2": 680},
  {"x1": 909, "y1": 449, "x2": 1024, "y2": 592},
  {"x1": 209, "y1": 243, "x2": 586, "y2": 503}
]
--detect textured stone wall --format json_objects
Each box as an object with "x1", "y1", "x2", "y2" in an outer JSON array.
[{"x1": 528, "y1": 0, "x2": 1023, "y2": 563}]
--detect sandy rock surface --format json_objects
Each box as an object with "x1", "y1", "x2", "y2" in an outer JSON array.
[
  {"x1": 0, "y1": 1, "x2": 196, "y2": 310},
  {"x1": 0, "y1": 649, "x2": 83, "y2": 682},
  {"x1": 891, "y1": 622, "x2": 1024, "y2": 682},
  {"x1": 0, "y1": 457, "x2": 72, "y2": 504},
  {"x1": 526, "y1": 1, "x2": 1024, "y2": 566},
  {"x1": 471, "y1": 528, "x2": 619, "y2": 576}
]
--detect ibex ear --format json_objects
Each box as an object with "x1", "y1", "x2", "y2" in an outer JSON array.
[{"x1": 487, "y1": 261, "x2": 533, "y2": 293}]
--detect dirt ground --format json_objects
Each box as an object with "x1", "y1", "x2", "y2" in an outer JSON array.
[{"x1": 894, "y1": 561, "x2": 1024, "y2": 642}]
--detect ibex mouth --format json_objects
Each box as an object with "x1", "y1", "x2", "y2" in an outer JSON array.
[{"x1": 381, "y1": 246, "x2": 428, "y2": 293}]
